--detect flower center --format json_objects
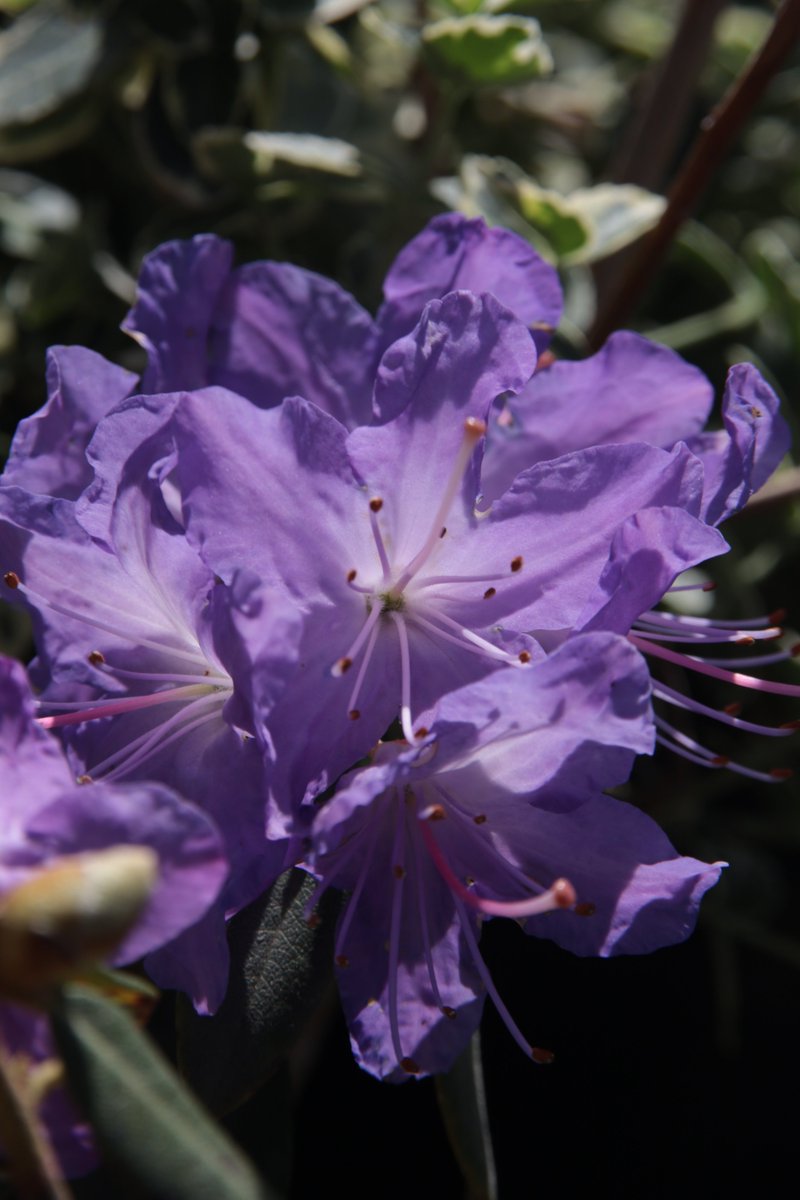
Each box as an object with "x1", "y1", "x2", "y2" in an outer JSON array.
[{"x1": 332, "y1": 418, "x2": 531, "y2": 739}]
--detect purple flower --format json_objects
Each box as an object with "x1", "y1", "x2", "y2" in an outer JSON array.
[
  {"x1": 0, "y1": 419, "x2": 303, "y2": 1011},
  {"x1": 0, "y1": 653, "x2": 228, "y2": 1173},
  {"x1": 164, "y1": 290, "x2": 707, "y2": 826},
  {"x1": 303, "y1": 634, "x2": 722, "y2": 1081}
]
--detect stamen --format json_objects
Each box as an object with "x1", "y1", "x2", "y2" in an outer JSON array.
[
  {"x1": 4, "y1": 573, "x2": 205, "y2": 665},
  {"x1": 334, "y1": 818, "x2": 382, "y2": 965},
  {"x1": 90, "y1": 694, "x2": 223, "y2": 780},
  {"x1": 654, "y1": 725, "x2": 789, "y2": 783},
  {"x1": 409, "y1": 822, "x2": 446, "y2": 1012},
  {"x1": 394, "y1": 417, "x2": 486, "y2": 593},
  {"x1": 388, "y1": 800, "x2": 409, "y2": 1071},
  {"x1": 369, "y1": 501, "x2": 392, "y2": 582},
  {"x1": 391, "y1": 612, "x2": 416, "y2": 743},
  {"x1": 346, "y1": 618, "x2": 381, "y2": 717},
  {"x1": 654, "y1": 682, "x2": 794, "y2": 737},
  {"x1": 414, "y1": 610, "x2": 526, "y2": 667},
  {"x1": 331, "y1": 603, "x2": 383, "y2": 677},
  {"x1": 630, "y1": 635, "x2": 800, "y2": 697},
  {"x1": 420, "y1": 818, "x2": 575, "y2": 918},
  {"x1": 36, "y1": 684, "x2": 214, "y2": 730}
]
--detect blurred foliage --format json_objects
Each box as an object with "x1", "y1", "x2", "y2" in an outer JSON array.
[{"x1": 0, "y1": 0, "x2": 799, "y2": 1197}]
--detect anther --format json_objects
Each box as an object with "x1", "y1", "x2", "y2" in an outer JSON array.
[
  {"x1": 3, "y1": 571, "x2": 20, "y2": 589},
  {"x1": 348, "y1": 709, "x2": 361, "y2": 721},
  {"x1": 464, "y1": 417, "x2": 487, "y2": 439},
  {"x1": 736, "y1": 636, "x2": 755, "y2": 646},
  {"x1": 76, "y1": 774, "x2": 93, "y2": 785},
  {"x1": 414, "y1": 726, "x2": 429, "y2": 739},
  {"x1": 441, "y1": 1006, "x2": 457, "y2": 1020},
  {"x1": 518, "y1": 651, "x2": 531, "y2": 664},
  {"x1": 574, "y1": 901, "x2": 596, "y2": 917},
  {"x1": 347, "y1": 569, "x2": 357, "y2": 582},
  {"x1": 88, "y1": 650, "x2": 105, "y2": 666},
  {"x1": 703, "y1": 581, "x2": 718, "y2": 592},
  {"x1": 426, "y1": 805, "x2": 446, "y2": 822},
  {"x1": 369, "y1": 497, "x2": 383, "y2": 513},
  {"x1": 306, "y1": 913, "x2": 321, "y2": 929},
  {"x1": 483, "y1": 587, "x2": 497, "y2": 599},
  {"x1": 393, "y1": 865, "x2": 406, "y2": 879},
  {"x1": 335, "y1": 954, "x2": 350, "y2": 968},
  {"x1": 750, "y1": 406, "x2": 763, "y2": 418},
  {"x1": 510, "y1": 556, "x2": 523, "y2": 573},
  {"x1": 711, "y1": 755, "x2": 730, "y2": 767},
  {"x1": 724, "y1": 703, "x2": 743, "y2": 717},
  {"x1": 553, "y1": 879, "x2": 576, "y2": 908},
  {"x1": 780, "y1": 719, "x2": 800, "y2": 730},
  {"x1": 439, "y1": 527, "x2": 447, "y2": 538},
  {"x1": 531, "y1": 1047, "x2": 555, "y2": 1065},
  {"x1": 333, "y1": 657, "x2": 353, "y2": 676},
  {"x1": 770, "y1": 608, "x2": 787, "y2": 624},
  {"x1": 473, "y1": 814, "x2": 487, "y2": 825},
  {"x1": 401, "y1": 1057, "x2": 421, "y2": 1075},
  {"x1": 770, "y1": 767, "x2": 794, "y2": 780}
]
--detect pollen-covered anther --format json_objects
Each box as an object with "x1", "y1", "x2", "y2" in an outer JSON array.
[
  {"x1": 574, "y1": 901, "x2": 596, "y2": 917},
  {"x1": 425, "y1": 805, "x2": 446, "y2": 822},
  {"x1": 473, "y1": 814, "x2": 487, "y2": 825},
  {"x1": 335, "y1": 954, "x2": 350, "y2": 968},
  {"x1": 414, "y1": 726, "x2": 429, "y2": 739},
  {"x1": 333, "y1": 656, "x2": 353, "y2": 676},
  {"x1": 711, "y1": 755, "x2": 730, "y2": 767},
  {"x1": 464, "y1": 416, "x2": 487, "y2": 440},
  {"x1": 531, "y1": 1047, "x2": 555, "y2": 1065},
  {"x1": 483, "y1": 587, "x2": 496, "y2": 599},
  {"x1": 393, "y1": 864, "x2": 406, "y2": 879},
  {"x1": 552, "y1": 878, "x2": 577, "y2": 909},
  {"x1": 441, "y1": 1006, "x2": 457, "y2": 1020},
  {"x1": 702, "y1": 581, "x2": 717, "y2": 592},
  {"x1": 750, "y1": 405, "x2": 763, "y2": 418},
  {"x1": 510, "y1": 556, "x2": 523, "y2": 573},
  {"x1": 346, "y1": 569, "x2": 357, "y2": 583},
  {"x1": 780, "y1": 719, "x2": 800, "y2": 730},
  {"x1": 369, "y1": 497, "x2": 384, "y2": 513},
  {"x1": 770, "y1": 767, "x2": 794, "y2": 780},
  {"x1": 76, "y1": 774, "x2": 93, "y2": 785},
  {"x1": 348, "y1": 709, "x2": 361, "y2": 721},
  {"x1": 306, "y1": 912, "x2": 321, "y2": 929},
  {"x1": 724, "y1": 703, "x2": 743, "y2": 717},
  {"x1": 518, "y1": 651, "x2": 532, "y2": 664},
  {"x1": 3, "y1": 571, "x2": 20, "y2": 589},
  {"x1": 439, "y1": 527, "x2": 447, "y2": 538},
  {"x1": 88, "y1": 650, "x2": 105, "y2": 666},
  {"x1": 736, "y1": 636, "x2": 756, "y2": 647},
  {"x1": 400, "y1": 1057, "x2": 421, "y2": 1075}
]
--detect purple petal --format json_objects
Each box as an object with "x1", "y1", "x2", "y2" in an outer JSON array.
[
  {"x1": 576, "y1": 507, "x2": 729, "y2": 634},
  {"x1": 517, "y1": 792, "x2": 724, "y2": 956},
  {"x1": 481, "y1": 331, "x2": 714, "y2": 502},
  {"x1": 122, "y1": 236, "x2": 234, "y2": 391},
  {"x1": 207, "y1": 262, "x2": 377, "y2": 427},
  {"x1": 687, "y1": 363, "x2": 791, "y2": 525},
  {"x1": 376, "y1": 213, "x2": 562, "y2": 358},
  {"x1": 2, "y1": 347, "x2": 137, "y2": 501},
  {"x1": 24, "y1": 779, "x2": 228, "y2": 966},
  {"x1": 144, "y1": 902, "x2": 231, "y2": 1015}
]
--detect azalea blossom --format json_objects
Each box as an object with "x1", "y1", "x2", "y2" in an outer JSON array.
[
  {"x1": 302, "y1": 635, "x2": 722, "y2": 1080},
  {"x1": 0, "y1": 427, "x2": 303, "y2": 1011}
]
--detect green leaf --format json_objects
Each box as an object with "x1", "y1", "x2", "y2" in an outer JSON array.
[
  {"x1": 0, "y1": 4, "x2": 103, "y2": 127},
  {"x1": 432, "y1": 155, "x2": 666, "y2": 265},
  {"x1": 178, "y1": 870, "x2": 341, "y2": 1116},
  {"x1": 435, "y1": 1032, "x2": 497, "y2": 1200},
  {"x1": 51, "y1": 986, "x2": 271, "y2": 1200},
  {"x1": 422, "y1": 15, "x2": 553, "y2": 87}
]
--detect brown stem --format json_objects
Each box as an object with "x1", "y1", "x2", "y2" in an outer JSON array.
[{"x1": 588, "y1": 0, "x2": 800, "y2": 351}]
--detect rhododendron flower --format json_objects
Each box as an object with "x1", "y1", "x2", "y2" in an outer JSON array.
[{"x1": 303, "y1": 635, "x2": 722, "y2": 1080}]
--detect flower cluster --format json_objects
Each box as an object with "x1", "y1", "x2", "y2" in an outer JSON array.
[{"x1": 1, "y1": 213, "x2": 793, "y2": 1163}]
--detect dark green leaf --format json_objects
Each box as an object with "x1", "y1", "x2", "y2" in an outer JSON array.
[
  {"x1": 435, "y1": 1032, "x2": 497, "y2": 1200},
  {"x1": 51, "y1": 985, "x2": 271, "y2": 1200},
  {"x1": 178, "y1": 869, "x2": 341, "y2": 1115}
]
